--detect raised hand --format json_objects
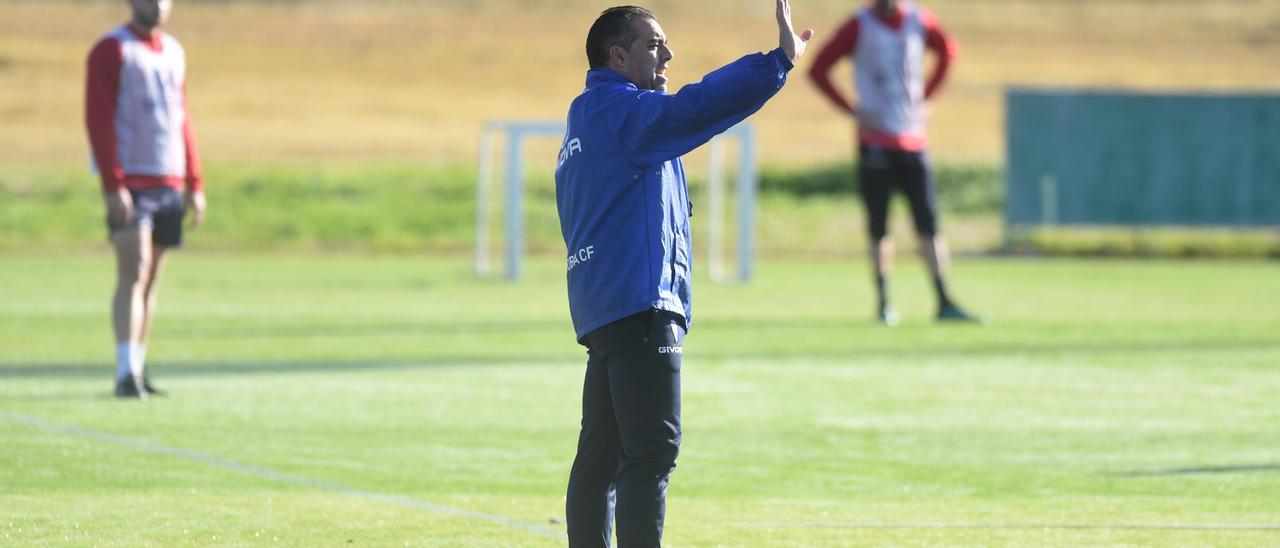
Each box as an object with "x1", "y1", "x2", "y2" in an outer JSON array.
[{"x1": 776, "y1": 0, "x2": 814, "y2": 61}]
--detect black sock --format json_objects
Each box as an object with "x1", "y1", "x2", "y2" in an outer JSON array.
[
  {"x1": 876, "y1": 275, "x2": 888, "y2": 311},
  {"x1": 933, "y1": 276, "x2": 952, "y2": 308}
]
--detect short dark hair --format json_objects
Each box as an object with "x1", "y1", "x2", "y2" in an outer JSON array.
[{"x1": 585, "y1": 6, "x2": 655, "y2": 69}]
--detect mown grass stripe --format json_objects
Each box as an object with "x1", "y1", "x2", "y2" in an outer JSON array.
[
  {"x1": 757, "y1": 521, "x2": 1280, "y2": 531},
  {"x1": 0, "y1": 409, "x2": 565, "y2": 540}
]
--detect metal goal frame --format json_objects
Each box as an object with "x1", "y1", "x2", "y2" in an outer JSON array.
[{"x1": 475, "y1": 120, "x2": 758, "y2": 283}]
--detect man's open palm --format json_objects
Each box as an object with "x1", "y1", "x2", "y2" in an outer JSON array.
[{"x1": 777, "y1": 0, "x2": 814, "y2": 61}]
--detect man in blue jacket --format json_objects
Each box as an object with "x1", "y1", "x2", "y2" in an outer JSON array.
[{"x1": 556, "y1": 2, "x2": 812, "y2": 545}]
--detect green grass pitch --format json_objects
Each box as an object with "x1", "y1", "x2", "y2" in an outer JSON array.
[{"x1": 1, "y1": 254, "x2": 1278, "y2": 545}]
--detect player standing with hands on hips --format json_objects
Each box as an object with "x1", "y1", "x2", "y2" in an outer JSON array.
[
  {"x1": 809, "y1": 0, "x2": 980, "y2": 325},
  {"x1": 86, "y1": 0, "x2": 207, "y2": 399},
  {"x1": 556, "y1": 2, "x2": 812, "y2": 545}
]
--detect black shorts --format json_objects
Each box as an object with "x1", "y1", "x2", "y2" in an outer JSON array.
[
  {"x1": 858, "y1": 144, "x2": 939, "y2": 240},
  {"x1": 107, "y1": 187, "x2": 186, "y2": 247}
]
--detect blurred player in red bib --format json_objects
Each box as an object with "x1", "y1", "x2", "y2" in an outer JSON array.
[
  {"x1": 809, "y1": 0, "x2": 980, "y2": 325},
  {"x1": 86, "y1": 0, "x2": 207, "y2": 399}
]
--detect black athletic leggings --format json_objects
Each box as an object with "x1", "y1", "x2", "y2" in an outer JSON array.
[
  {"x1": 858, "y1": 144, "x2": 940, "y2": 240},
  {"x1": 566, "y1": 309, "x2": 685, "y2": 548}
]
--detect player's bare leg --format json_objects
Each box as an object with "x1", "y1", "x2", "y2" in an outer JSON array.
[
  {"x1": 919, "y1": 233, "x2": 948, "y2": 282},
  {"x1": 918, "y1": 234, "x2": 980, "y2": 323},
  {"x1": 870, "y1": 236, "x2": 900, "y2": 326},
  {"x1": 136, "y1": 245, "x2": 170, "y2": 395},
  {"x1": 111, "y1": 226, "x2": 153, "y2": 398}
]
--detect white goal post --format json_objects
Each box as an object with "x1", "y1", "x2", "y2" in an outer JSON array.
[{"x1": 475, "y1": 120, "x2": 758, "y2": 283}]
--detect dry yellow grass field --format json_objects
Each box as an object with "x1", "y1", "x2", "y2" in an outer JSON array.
[{"x1": 1, "y1": 0, "x2": 1278, "y2": 170}]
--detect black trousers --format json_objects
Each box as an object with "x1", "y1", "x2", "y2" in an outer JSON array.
[
  {"x1": 566, "y1": 309, "x2": 685, "y2": 548},
  {"x1": 858, "y1": 144, "x2": 940, "y2": 240}
]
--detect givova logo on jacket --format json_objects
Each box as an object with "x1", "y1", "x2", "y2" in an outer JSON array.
[{"x1": 558, "y1": 138, "x2": 583, "y2": 167}]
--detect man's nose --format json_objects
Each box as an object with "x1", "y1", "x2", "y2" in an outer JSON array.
[{"x1": 662, "y1": 45, "x2": 674, "y2": 62}]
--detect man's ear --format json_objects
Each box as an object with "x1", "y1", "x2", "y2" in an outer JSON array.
[{"x1": 608, "y1": 44, "x2": 627, "y2": 68}]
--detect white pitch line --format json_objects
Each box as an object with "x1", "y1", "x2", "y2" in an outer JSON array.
[
  {"x1": 0, "y1": 410, "x2": 564, "y2": 540},
  {"x1": 757, "y1": 521, "x2": 1280, "y2": 531}
]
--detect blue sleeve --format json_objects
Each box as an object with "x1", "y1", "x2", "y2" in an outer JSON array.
[{"x1": 618, "y1": 48, "x2": 793, "y2": 166}]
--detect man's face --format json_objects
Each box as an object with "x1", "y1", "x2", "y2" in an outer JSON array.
[
  {"x1": 874, "y1": 0, "x2": 898, "y2": 14},
  {"x1": 615, "y1": 17, "x2": 674, "y2": 93},
  {"x1": 130, "y1": 0, "x2": 172, "y2": 29}
]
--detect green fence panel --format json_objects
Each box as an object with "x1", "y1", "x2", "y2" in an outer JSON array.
[{"x1": 1006, "y1": 88, "x2": 1280, "y2": 227}]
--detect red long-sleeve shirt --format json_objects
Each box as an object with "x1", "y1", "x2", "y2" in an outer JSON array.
[
  {"x1": 808, "y1": 4, "x2": 957, "y2": 151},
  {"x1": 85, "y1": 25, "x2": 202, "y2": 193}
]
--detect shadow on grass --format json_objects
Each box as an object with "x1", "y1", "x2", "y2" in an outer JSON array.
[
  {"x1": 157, "y1": 319, "x2": 567, "y2": 340},
  {"x1": 1113, "y1": 464, "x2": 1280, "y2": 477},
  {"x1": 155, "y1": 315, "x2": 1278, "y2": 352},
  {"x1": 0, "y1": 391, "x2": 130, "y2": 402},
  {"x1": 0, "y1": 356, "x2": 577, "y2": 380},
  {"x1": 4, "y1": 317, "x2": 1276, "y2": 380}
]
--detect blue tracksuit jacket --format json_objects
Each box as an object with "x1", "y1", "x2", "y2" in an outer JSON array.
[{"x1": 555, "y1": 48, "x2": 794, "y2": 341}]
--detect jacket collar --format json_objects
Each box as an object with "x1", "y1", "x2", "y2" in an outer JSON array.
[{"x1": 586, "y1": 68, "x2": 636, "y2": 89}]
